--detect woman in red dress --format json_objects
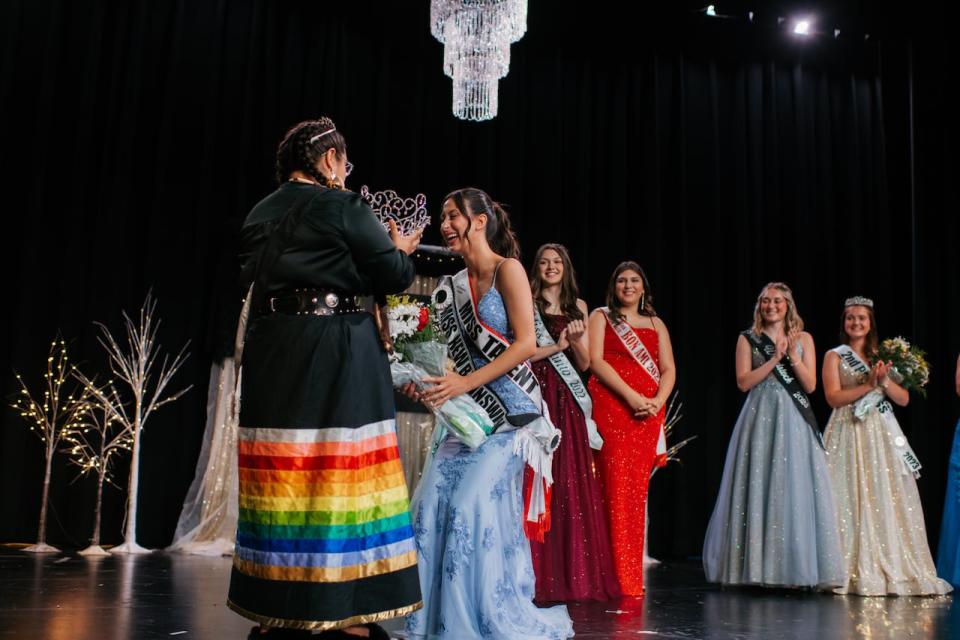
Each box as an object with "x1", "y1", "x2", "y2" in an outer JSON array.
[
  {"x1": 527, "y1": 244, "x2": 622, "y2": 602},
  {"x1": 587, "y1": 261, "x2": 676, "y2": 596}
]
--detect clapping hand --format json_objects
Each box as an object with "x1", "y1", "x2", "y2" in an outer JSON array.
[
  {"x1": 565, "y1": 319, "x2": 587, "y2": 344},
  {"x1": 868, "y1": 362, "x2": 882, "y2": 387},
  {"x1": 775, "y1": 336, "x2": 789, "y2": 361},
  {"x1": 876, "y1": 360, "x2": 893, "y2": 386}
]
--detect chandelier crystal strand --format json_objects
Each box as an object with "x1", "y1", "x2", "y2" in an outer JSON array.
[{"x1": 431, "y1": 0, "x2": 528, "y2": 121}]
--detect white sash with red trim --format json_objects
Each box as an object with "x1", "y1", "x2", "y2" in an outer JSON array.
[
  {"x1": 433, "y1": 269, "x2": 561, "y2": 527},
  {"x1": 832, "y1": 345, "x2": 922, "y2": 478},
  {"x1": 602, "y1": 308, "x2": 667, "y2": 464}
]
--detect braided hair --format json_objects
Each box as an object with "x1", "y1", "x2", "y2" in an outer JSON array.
[
  {"x1": 443, "y1": 187, "x2": 521, "y2": 260},
  {"x1": 275, "y1": 117, "x2": 347, "y2": 186}
]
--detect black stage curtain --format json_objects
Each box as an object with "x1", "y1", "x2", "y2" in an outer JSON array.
[{"x1": 1, "y1": 1, "x2": 957, "y2": 559}]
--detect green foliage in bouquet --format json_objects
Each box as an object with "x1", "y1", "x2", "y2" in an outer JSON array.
[{"x1": 876, "y1": 337, "x2": 930, "y2": 398}]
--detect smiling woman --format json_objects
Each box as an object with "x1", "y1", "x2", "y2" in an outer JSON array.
[
  {"x1": 702, "y1": 282, "x2": 845, "y2": 590},
  {"x1": 822, "y1": 298, "x2": 952, "y2": 596},
  {"x1": 401, "y1": 187, "x2": 573, "y2": 639},
  {"x1": 586, "y1": 261, "x2": 677, "y2": 596}
]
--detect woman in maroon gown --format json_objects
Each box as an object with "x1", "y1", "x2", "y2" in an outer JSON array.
[
  {"x1": 528, "y1": 244, "x2": 621, "y2": 602},
  {"x1": 587, "y1": 261, "x2": 676, "y2": 596}
]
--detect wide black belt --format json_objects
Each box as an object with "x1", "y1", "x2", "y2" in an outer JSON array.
[{"x1": 261, "y1": 288, "x2": 365, "y2": 317}]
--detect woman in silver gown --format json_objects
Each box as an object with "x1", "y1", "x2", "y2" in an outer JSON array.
[{"x1": 703, "y1": 282, "x2": 845, "y2": 588}]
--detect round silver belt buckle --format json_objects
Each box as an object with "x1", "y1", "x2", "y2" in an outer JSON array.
[{"x1": 324, "y1": 292, "x2": 340, "y2": 308}]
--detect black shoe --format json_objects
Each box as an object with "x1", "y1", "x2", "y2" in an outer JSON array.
[
  {"x1": 363, "y1": 624, "x2": 390, "y2": 640},
  {"x1": 314, "y1": 624, "x2": 391, "y2": 640}
]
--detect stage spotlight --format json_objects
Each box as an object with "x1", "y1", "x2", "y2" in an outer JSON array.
[
  {"x1": 748, "y1": 11, "x2": 754, "y2": 22},
  {"x1": 834, "y1": 28, "x2": 841, "y2": 38},
  {"x1": 706, "y1": 5, "x2": 717, "y2": 16},
  {"x1": 793, "y1": 19, "x2": 811, "y2": 35}
]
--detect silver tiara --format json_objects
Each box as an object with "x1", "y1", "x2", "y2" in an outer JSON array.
[
  {"x1": 360, "y1": 185, "x2": 430, "y2": 235},
  {"x1": 308, "y1": 128, "x2": 336, "y2": 144},
  {"x1": 844, "y1": 296, "x2": 874, "y2": 308}
]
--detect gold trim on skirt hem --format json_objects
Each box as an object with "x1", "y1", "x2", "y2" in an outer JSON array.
[
  {"x1": 233, "y1": 550, "x2": 418, "y2": 583},
  {"x1": 226, "y1": 599, "x2": 423, "y2": 631}
]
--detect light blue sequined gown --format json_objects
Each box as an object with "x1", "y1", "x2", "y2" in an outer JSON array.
[
  {"x1": 403, "y1": 288, "x2": 574, "y2": 639},
  {"x1": 702, "y1": 342, "x2": 846, "y2": 588}
]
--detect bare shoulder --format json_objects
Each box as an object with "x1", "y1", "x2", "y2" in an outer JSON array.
[
  {"x1": 495, "y1": 258, "x2": 529, "y2": 291},
  {"x1": 588, "y1": 308, "x2": 608, "y2": 326},
  {"x1": 651, "y1": 315, "x2": 669, "y2": 332}
]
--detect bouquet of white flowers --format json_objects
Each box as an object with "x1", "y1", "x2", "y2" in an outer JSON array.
[
  {"x1": 386, "y1": 295, "x2": 492, "y2": 449},
  {"x1": 854, "y1": 336, "x2": 930, "y2": 420}
]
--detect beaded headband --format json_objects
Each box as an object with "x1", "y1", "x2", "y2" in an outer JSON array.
[
  {"x1": 844, "y1": 296, "x2": 874, "y2": 308},
  {"x1": 308, "y1": 127, "x2": 336, "y2": 144}
]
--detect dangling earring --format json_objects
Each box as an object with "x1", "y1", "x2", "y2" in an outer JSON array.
[
  {"x1": 640, "y1": 293, "x2": 646, "y2": 310},
  {"x1": 325, "y1": 172, "x2": 341, "y2": 190}
]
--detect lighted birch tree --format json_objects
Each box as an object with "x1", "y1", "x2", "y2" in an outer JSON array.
[
  {"x1": 61, "y1": 380, "x2": 134, "y2": 556},
  {"x1": 9, "y1": 338, "x2": 92, "y2": 553},
  {"x1": 83, "y1": 294, "x2": 192, "y2": 554}
]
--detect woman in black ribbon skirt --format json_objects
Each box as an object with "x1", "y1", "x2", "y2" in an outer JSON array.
[{"x1": 228, "y1": 117, "x2": 423, "y2": 639}]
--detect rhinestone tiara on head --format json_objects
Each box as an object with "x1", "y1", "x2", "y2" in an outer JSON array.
[{"x1": 844, "y1": 295, "x2": 874, "y2": 308}]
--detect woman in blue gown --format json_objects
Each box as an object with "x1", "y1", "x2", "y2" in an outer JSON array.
[
  {"x1": 402, "y1": 188, "x2": 573, "y2": 639},
  {"x1": 937, "y1": 354, "x2": 960, "y2": 586}
]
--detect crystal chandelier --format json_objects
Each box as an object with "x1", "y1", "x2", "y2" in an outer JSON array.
[{"x1": 430, "y1": 0, "x2": 528, "y2": 121}]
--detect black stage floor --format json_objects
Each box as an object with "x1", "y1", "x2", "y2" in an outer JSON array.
[{"x1": 0, "y1": 548, "x2": 956, "y2": 639}]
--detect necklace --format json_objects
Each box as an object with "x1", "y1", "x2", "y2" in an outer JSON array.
[{"x1": 289, "y1": 176, "x2": 319, "y2": 185}]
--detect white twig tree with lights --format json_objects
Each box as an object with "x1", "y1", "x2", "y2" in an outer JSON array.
[
  {"x1": 83, "y1": 294, "x2": 192, "y2": 554},
  {"x1": 61, "y1": 379, "x2": 134, "y2": 556},
  {"x1": 9, "y1": 338, "x2": 92, "y2": 553}
]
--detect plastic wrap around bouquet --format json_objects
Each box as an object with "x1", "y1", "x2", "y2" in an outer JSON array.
[
  {"x1": 386, "y1": 295, "x2": 493, "y2": 449},
  {"x1": 854, "y1": 336, "x2": 930, "y2": 420}
]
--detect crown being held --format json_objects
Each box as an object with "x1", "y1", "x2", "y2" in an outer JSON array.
[
  {"x1": 844, "y1": 295, "x2": 874, "y2": 308},
  {"x1": 360, "y1": 186, "x2": 430, "y2": 236}
]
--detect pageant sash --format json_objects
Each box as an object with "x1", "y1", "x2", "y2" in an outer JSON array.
[
  {"x1": 433, "y1": 276, "x2": 509, "y2": 429},
  {"x1": 832, "y1": 345, "x2": 922, "y2": 477},
  {"x1": 434, "y1": 270, "x2": 547, "y2": 424},
  {"x1": 602, "y1": 308, "x2": 666, "y2": 463},
  {"x1": 534, "y1": 309, "x2": 603, "y2": 450},
  {"x1": 742, "y1": 330, "x2": 824, "y2": 449},
  {"x1": 433, "y1": 269, "x2": 561, "y2": 529}
]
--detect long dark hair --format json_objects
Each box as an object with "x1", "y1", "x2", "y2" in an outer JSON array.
[
  {"x1": 840, "y1": 302, "x2": 879, "y2": 361},
  {"x1": 443, "y1": 187, "x2": 521, "y2": 260},
  {"x1": 605, "y1": 261, "x2": 656, "y2": 324},
  {"x1": 275, "y1": 117, "x2": 347, "y2": 186},
  {"x1": 529, "y1": 244, "x2": 584, "y2": 321}
]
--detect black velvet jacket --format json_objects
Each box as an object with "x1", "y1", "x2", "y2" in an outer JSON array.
[{"x1": 239, "y1": 182, "x2": 415, "y2": 297}]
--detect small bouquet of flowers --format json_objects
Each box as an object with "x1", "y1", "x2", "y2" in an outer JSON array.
[
  {"x1": 854, "y1": 336, "x2": 930, "y2": 419},
  {"x1": 385, "y1": 295, "x2": 493, "y2": 449},
  {"x1": 876, "y1": 337, "x2": 930, "y2": 397}
]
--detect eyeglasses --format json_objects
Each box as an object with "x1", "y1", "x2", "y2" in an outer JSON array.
[{"x1": 344, "y1": 160, "x2": 354, "y2": 177}]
